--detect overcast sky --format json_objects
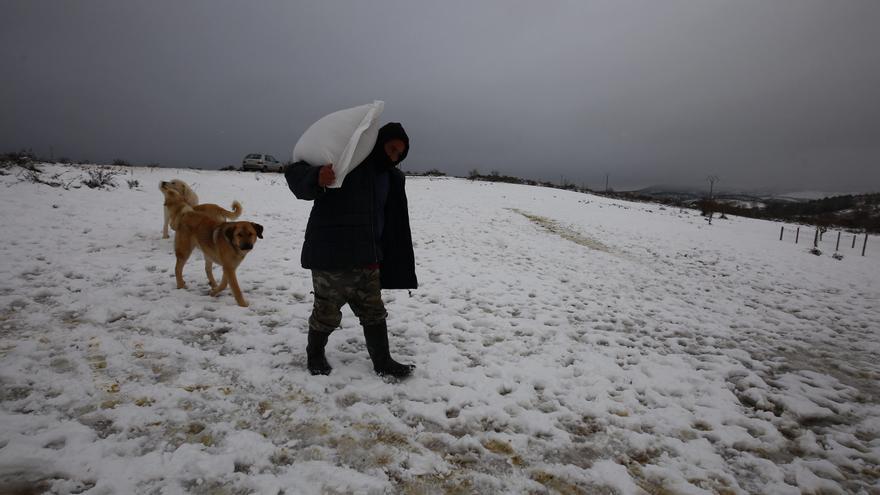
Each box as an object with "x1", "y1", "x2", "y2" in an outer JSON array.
[{"x1": 3, "y1": 1, "x2": 879, "y2": 192}]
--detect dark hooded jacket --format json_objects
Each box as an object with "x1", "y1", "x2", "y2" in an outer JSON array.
[{"x1": 285, "y1": 123, "x2": 417, "y2": 289}]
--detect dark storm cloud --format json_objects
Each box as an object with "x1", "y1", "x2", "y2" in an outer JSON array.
[{"x1": 3, "y1": 0, "x2": 879, "y2": 192}]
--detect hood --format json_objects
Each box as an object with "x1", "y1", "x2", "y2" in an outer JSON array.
[{"x1": 374, "y1": 122, "x2": 409, "y2": 164}]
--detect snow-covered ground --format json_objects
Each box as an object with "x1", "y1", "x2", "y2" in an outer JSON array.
[{"x1": 1, "y1": 164, "x2": 878, "y2": 494}]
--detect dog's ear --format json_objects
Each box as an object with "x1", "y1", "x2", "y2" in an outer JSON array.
[
  {"x1": 251, "y1": 223, "x2": 263, "y2": 239},
  {"x1": 223, "y1": 224, "x2": 235, "y2": 244}
]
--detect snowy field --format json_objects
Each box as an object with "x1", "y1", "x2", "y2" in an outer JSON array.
[{"x1": 1, "y1": 163, "x2": 878, "y2": 495}]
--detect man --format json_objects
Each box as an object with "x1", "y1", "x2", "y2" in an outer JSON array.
[{"x1": 285, "y1": 122, "x2": 417, "y2": 378}]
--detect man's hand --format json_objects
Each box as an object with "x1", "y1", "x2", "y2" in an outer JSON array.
[{"x1": 318, "y1": 164, "x2": 335, "y2": 187}]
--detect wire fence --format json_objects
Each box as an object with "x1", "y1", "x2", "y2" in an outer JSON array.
[{"x1": 779, "y1": 226, "x2": 869, "y2": 256}]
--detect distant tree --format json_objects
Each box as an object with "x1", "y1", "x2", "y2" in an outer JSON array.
[
  {"x1": 468, "y1": 169, "x2": 480, "y2": 180},
  {"x1": 112, "y1": 158, "x2": 131, "y2": 167}
]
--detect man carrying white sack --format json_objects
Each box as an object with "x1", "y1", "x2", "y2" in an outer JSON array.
[{"x1": 285, "y1": 122, "x2": 417, "y2": 378}]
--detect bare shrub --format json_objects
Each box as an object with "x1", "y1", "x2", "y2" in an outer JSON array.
[
  {"x1": 21, "y1": 168, "x2": 41, "y2": 183},
  {"x1": 127, "y1": 179, "x2": 140, "y2": 189},
  {"x1": 82, "y1": 168, "x2": 120, "y2": 189},
  {"x1": 16, "y1": 166, "x2": 77, "y2": 189},
  {"x1": 112, "y1": 159, "x2": 131, "y2": 167},
  {"x1": 2, "y1": 151, "x2": 38, "y2": 171},
  {"x1": 0, "y1": 158, "x2": 14, "y2": 174}
]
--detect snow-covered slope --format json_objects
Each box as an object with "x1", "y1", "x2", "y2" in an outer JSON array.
[{"x1": 1, "y1": 164, "x2": 878, "y2": 494}]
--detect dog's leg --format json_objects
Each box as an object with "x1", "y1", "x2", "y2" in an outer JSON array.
[
  {"x1": 175, "y1": 257, "x2": 189, "y2": 289},
  {"x1": 163, "y1": 208, "x2": 170, "y2": 239},
  {"x1": 204, "y1": 259, "x2": 217, "y2": 289},
  {"x1": 210, "y1": 272, "x2": 228, "y2": 296},
  {"x1": 174, "y1": 236, "x2": 194, "y2": 289},
  {"x1": 224, "y1": 267, "x2": 248, "y2": 307}
]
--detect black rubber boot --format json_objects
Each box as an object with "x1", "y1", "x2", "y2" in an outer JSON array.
[
  {"x1": 306, "y1": 330, "x2": 332, "y2": 376},
  {"x1": 363, "y1": 322, "x2": 415, "y2": 378}
]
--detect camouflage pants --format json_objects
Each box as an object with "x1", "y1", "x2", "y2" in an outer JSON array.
[{"x1": 309, "y1": 268, "x2": 387, "y2": 334}]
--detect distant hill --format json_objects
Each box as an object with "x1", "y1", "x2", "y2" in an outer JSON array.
[
  {"x1": 451, "y1": 173, "x2": 879, "y2": 232},
  {"x1": 773, "y1": 191, "x2": 858, "y2": 201},
  {"x1": 726, "y1": 193, "x2": 880, "y2": 232},
  {"x1": 613, "y1": 186, "x2": 880, "y2": 233}
]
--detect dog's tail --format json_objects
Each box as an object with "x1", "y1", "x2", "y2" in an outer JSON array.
[{"x1": 222, "y1": 200, "x2": 243, "y2": 220}]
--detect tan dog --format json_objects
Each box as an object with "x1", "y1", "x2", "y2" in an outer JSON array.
[
  {"x1": 160, "y1": 185, "x2": 243, "y2": 232},
  {"x1": 159, "y1": 180, "x2": 199, "y2": 238},
  {"x1": 174, "y1": 210, "x2": 263, "y2": 307}
]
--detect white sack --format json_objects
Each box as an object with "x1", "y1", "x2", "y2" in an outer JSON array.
[{"x1": 292, "y1": 100, "x2": 385, "y2": 188}]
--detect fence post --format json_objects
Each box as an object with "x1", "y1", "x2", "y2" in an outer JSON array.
[
  {"x1": 780, "y1": 226, "x2": 784, "y2": 241},
  {"x1": 813, "y1": 228, "x2": 819, "y2": 248},
  {"x1": 796, "y1": 227, "x2": 800, "y2": 244},
  {"x1": 836, "y1": 231, "x2": 841, "y2": 251},
  {"x1": 853, "y1": 234, "x2": 857, "y2": 249},
  {"x1": 863, "y1": 233, "x2": 868, "y2": 257}
]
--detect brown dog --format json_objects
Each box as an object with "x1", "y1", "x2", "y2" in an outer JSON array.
[
  {"x1": 160, "y1": 185, "x2": 243, "y2": 233},
  {"x1": 174, "y1": 210, "x2": 263, "y2": 307},
  {"x1": 159, "y1": 180, "x2": 199, "y2": 238}
]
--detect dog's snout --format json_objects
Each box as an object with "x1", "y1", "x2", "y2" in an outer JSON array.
[{"x1": 240, "y1": 243, "x2": 254, "y2": 251}]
